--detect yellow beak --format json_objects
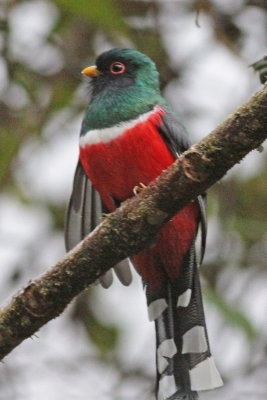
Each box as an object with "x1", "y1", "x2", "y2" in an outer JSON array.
[{"x1": 81, "y1": 65, "x2": 100, "y2": 77}]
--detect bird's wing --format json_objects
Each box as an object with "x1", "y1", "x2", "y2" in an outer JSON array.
[
  {"x1": 65, "y1": 161, "x2": 132, "y2": 288},
  {"x1": 158, "y1": 105, "x2": 207, "y2": 263}
]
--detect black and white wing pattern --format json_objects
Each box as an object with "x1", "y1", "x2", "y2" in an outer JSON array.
[{"x1": 65, "y1": 161, "x2": 132, "y2": 288}]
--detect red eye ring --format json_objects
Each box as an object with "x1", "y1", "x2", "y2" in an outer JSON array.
[{"x1": 110, "y1": 62, "x2": 125, "y2": 75}]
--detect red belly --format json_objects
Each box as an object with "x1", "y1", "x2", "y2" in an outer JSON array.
[
  {"x1": 79, "y1": 109, "x2": 174, "y2": 210},
  {"x1": 79, "y1": 109, "x2": 199, "y2": 286}
]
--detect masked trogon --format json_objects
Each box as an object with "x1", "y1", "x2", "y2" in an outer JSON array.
[{"x1": 65, "y1": 48, "x2": 223, "y2": 400}]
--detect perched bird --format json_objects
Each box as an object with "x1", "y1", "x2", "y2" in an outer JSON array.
[{"x1": 65, "y1": 48, "x2": 223, "y2": 400}]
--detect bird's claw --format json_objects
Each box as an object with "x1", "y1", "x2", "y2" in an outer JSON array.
[{"x1": 133, "y1": 182, "x2": 147, "y2": 195}]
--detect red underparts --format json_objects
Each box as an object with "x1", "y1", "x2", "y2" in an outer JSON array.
[{"x1": 79, "y1": 107, "x2": 199, "y2": 288}]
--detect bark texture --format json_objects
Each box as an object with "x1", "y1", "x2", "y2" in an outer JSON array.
[{"x1": 0, "y1": 85, "x2": 266, "y2": 360}]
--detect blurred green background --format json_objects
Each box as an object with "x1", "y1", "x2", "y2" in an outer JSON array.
[{"x1": 0, "y1": 1, "x2": 266, "y2": 399}]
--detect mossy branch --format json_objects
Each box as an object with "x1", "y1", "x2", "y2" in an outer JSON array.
[{"x1": 0, "y1": 86, "x2": 266, "y2": 361}]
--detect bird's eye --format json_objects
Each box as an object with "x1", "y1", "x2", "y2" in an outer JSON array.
[{"x1": 110, "y1": 62, "x2": 125, "y2": 75}]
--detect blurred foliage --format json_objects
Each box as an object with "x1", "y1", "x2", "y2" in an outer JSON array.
[
  {"x1": 205, "y1": 287, "x2": 257, "y2": 341},
  {"x1": 0, "y1": 0, "x2": 266, "y2": 397},
  {"x1": 251, "y1": 55, "x2": 267, "y2": 83},
  {"x1": 214, "y1": 162, "x2": 267, "y2": 247},
  {"x1": 72, "y1": 291, "x2": 119, "y2": 355},
  {"x1": 194, "y1": 0, "x2": 244, "y2": 52},
  {"x1": 54, "y1": 0, "x2": 129, "y2": 35}
]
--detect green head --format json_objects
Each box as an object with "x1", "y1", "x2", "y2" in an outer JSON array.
[{"x1": 81, "y1": 48, "x2": 163, "y2": 132}]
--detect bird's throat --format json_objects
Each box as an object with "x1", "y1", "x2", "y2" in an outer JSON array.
[{"x1": 81, "y1": 84, "x2": 162, "y2": 133}]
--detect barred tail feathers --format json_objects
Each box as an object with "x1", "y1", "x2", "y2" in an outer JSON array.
[{"x1": 146, "y1": 246, "x2": 223, "y2": 400}]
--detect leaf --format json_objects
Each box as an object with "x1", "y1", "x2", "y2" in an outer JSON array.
[
  {"x1": 84, "y1": 317, "x2": 119, "y2": 355},
  {"x1": 250, "y1": 56, "x2": 267, "y2": 84},
  {"x1": 0, "y1": 130, "x2": 23, "y2": 186},
  {"x1": 54, "y1": 0, "x2": 128, "y2": 35},
  {"x1": 72, "y1": 291, "x2": 119, "y2": 355}
]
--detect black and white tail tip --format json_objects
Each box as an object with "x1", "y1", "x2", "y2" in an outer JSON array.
[
  {"x1": 146, "y1": 252, "x2": 223, "y2": 400},
  {"x1": 148, "y1": 292, "x2": 223, "y2": 399}
]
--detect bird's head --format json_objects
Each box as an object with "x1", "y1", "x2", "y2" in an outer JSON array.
[
  {"x1": 82, "y1": 48, "x2": 160, "y2": 97},
  {"x1": 81, "y1": 49, "x2": 163, "y2": 131}
]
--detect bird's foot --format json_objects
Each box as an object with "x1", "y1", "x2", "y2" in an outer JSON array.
[{"x1": 133, "y1": 182, "x2": 147, "y2": 195}]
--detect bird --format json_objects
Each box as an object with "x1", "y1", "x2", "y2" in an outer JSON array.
[{"x1": 65, "y1": 48, "x2": 223, "y2": 400}]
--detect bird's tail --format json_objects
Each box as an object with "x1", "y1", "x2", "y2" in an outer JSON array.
[{"x1": 146, "y1": 245, "x2": 223, "y2": 400}]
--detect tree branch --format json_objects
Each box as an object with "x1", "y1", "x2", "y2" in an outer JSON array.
[{"x1": 0, "y1": 86, "x2": 266, "y2": 361}]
